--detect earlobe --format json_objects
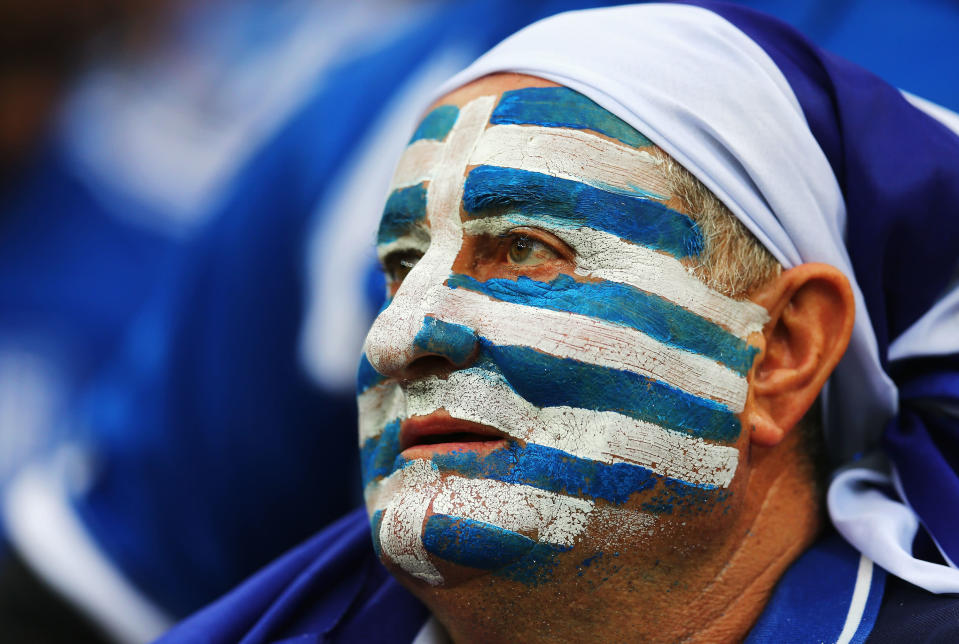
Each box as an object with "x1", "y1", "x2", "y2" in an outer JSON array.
[{"x1": 745, "y1": 263, "x2": 855, "y2": 447}]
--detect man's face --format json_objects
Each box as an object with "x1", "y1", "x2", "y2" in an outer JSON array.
[{"x1": 359, "y1": 75, "x2": 767, "y2": 592}]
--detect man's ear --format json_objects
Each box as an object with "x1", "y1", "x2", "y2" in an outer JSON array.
[{"x1": 745, "y1": 263, "x2": 855, "y2": 447}]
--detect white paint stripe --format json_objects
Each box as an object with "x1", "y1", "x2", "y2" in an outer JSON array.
[
  {"x1": 432, "y1": 477, "x2": 594, "y2": 547},
  {"x1": 427, "y1": 286, "x2": 749, "y2": 410},
  {"x1": 425, "y1": 95, "x2": 495, "y2": 242},
  {"x1": 404, "y1": 368, "x2": 739, "y2": 488},
  {"x1": 464, "y1": 216, "x2": 769, "y2": 339},
  {"x1": 367, "y1": 470, "x2": 655, "y2": 557},
  {"x1": 358, "y1": 382, "x2": 404, "y2": 444},
  {"x1": 378, "y1": 459, "x2": 444, "y2": 585},
  {"x1": 363, "y1": 96, "x2": 496, "y2": 374},
  {"x1": 300, "y1": 47, "x2": 468, "y2": 390},
  {"x1": 470, "y1": 124, "x2": 671, "y2": 197},
  {"x1": 389, "y1": 138, "x2": 444, "y2": 190},
  {"x1": 376, "y1": 232, "x2": 430, "y2": 263},
  {"x1": 836, "y1": 555, "x2": 874, "y2": 644}
]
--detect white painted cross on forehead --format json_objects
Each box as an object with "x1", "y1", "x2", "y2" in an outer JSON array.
[
  {"x1": 390, "y1": 121, "x2": 670, "y2": 197},
  {"x1": 363, "y1": 95, "x2": 496, "y2": 372}
]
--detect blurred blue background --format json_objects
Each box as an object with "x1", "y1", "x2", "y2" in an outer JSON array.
[{"x1": 0, "y1": 1, "x2": 955, "y2": 641}]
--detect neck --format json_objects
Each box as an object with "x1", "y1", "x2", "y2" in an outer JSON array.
[
  {"x1": 686, "y1": 447, "x2": 822, "y2": 643},
  {"x1": 411, "y1": 438, "x2": 821, "y2": 644}
]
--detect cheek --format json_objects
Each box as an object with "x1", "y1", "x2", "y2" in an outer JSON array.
[
  {"x1": 358, "y1": 380, "x2": 407, "y2": 494},
  {"x1": 359, "y1": 419, "x2": 402, "y2": 488}
]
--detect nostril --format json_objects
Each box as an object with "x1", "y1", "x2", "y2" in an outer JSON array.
[
  {"x1": 365, "y1": 313, "x2": 479, "y2": 381},
  {"x1": 403, "y1": 355, "x2": 463, "y2": 381}
]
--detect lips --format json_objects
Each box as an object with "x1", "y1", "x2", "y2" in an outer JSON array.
[{"x1": 400, "y1": 411, "x2": 509, "y2": 457}]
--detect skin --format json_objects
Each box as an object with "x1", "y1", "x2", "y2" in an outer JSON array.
[{"x1": 362, "y1": 74, "x2": 856, "y2": 643}]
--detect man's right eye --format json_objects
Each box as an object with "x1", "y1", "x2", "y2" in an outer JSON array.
[{"x1": 383, "y1": 250, "x2": 423, "y2": 284}]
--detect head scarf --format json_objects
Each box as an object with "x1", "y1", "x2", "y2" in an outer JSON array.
[{"x1": 434, "y1": 1, "x2": 959, "y2": 593}]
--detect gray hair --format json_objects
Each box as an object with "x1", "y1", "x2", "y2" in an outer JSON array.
[{"x1": 657, "y1": 152, "x2": 781, "y2": 299}]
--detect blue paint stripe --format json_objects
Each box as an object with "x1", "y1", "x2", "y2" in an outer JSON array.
[
  {"x1": 357, "y1": 353, "x2": 386, "y2": 394},
  {"x1": 409, "y1": 104, "x2": 458, "y2": 143},
  {"x1": 448, "y1": 273, "x2": 756, "y2": 376},
  {"x1": 370, "y1": 509, "x2": 385, "y2": 560},
  {"x1": 482, "y1": 344, "x2": 742, "y2": 442},
  {"x1": 639, "y1": 478, "x2": 729, "y2": 515},
  {"x1": 422, "y1": 441, "x2": 667, "y2": 505},
  {"x1": 462, "y1": 166, "x2": 701, "y2": 257},
  {"x1": 377, "y1": 183, "x2": 427, "y2": 245},
  {"x1": 422, "y1": 514, "x2": 536, "y2": 570},
  {"x1": 491, "y1": 86, "x2": 652, "y2": 148},
  {"x1": 413, "y1": 317, "x2": 477, "y2": 365},
  {"x1": 496, "y1": 541, "x2": 569, "y2": 586},
  {"x1": 360, "y1": 419, "x2": 401, "y2": 486},
  {"x1": 422, "y1": 514, "x2": 568, "y2": 585}
]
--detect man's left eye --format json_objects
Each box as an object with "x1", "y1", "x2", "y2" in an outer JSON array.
[{"x1": 506, "y1": 234, "x2": 561, "y2": 266}]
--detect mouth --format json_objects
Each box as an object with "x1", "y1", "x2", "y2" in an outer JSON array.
[{"x1": 400, "y1": 411, "x2": 509, "y2": 458}]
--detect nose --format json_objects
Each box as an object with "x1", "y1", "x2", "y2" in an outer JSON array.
[{"x1": 364, "y1": 291, "x2": 479, "y2": 381}]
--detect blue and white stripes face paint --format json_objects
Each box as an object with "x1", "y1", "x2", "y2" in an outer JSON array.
[{"x1": 360, "y1": 80, "x2": 769, "y2": 587}]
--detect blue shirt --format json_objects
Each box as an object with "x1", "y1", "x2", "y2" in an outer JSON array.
[{"x1": 157, "y1": 507, "x2": 959, "y2": 643}]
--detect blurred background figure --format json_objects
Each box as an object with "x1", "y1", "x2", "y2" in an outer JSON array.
[
  {"x1": 0, "y1": 0, "x2": 956, "y2": 642},
  {"x1": 0, "y1": 1, "x2": 630, "y2": 641}
]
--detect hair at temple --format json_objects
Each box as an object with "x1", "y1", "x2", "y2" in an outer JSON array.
[
  {"x1": 655, "y1": 151, "x2": 781, "y2": 299},
  {"x1": 656, "y1": 150, "x2": 829, "y2": 499}
]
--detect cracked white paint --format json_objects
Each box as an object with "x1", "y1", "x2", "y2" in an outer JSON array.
[
  {"x1": 376, "y1": 460, "x2": 443, "y2": 585},
  {"x1": 362, "y1": 92, "x2": 758, "y2": 585},
  {"x1": 403, "y1": 368, "x2": 739, "y2": 488},
  {"x1": 464, "y1": 215, "x2": 768, "y2": 339},
  {"x1": 471, "y1": 124, "x2": 670, "y2": 198},
  {"x1": 426, "y1": 286, "x2": 749, "y2": 409}
]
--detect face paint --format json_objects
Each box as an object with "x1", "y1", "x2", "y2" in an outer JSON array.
[
  {"x1": 360, "y1": 86, "x2": 768, "y2": 587},
  {"x1": 490, "y1": 86, "x2": 653, "y2": 148}
]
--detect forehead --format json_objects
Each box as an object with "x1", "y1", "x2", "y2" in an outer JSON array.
[
  {"x1": 433, "y1": 75, "x2": 649, "y2": 151},
  {"x1": 381, "y1": 74, "x2": 681, "y2": 245}
]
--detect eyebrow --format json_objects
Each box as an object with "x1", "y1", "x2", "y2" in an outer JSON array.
[
  {"x1": 491, "y1": 86, "x2": 652, "y2": 148},
  {"x1": 462, "y1": 166, "x2": 703, "y2": 258},
  {"x1": 377, "y1": 183, "x2": 427, "y2": 245}
]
